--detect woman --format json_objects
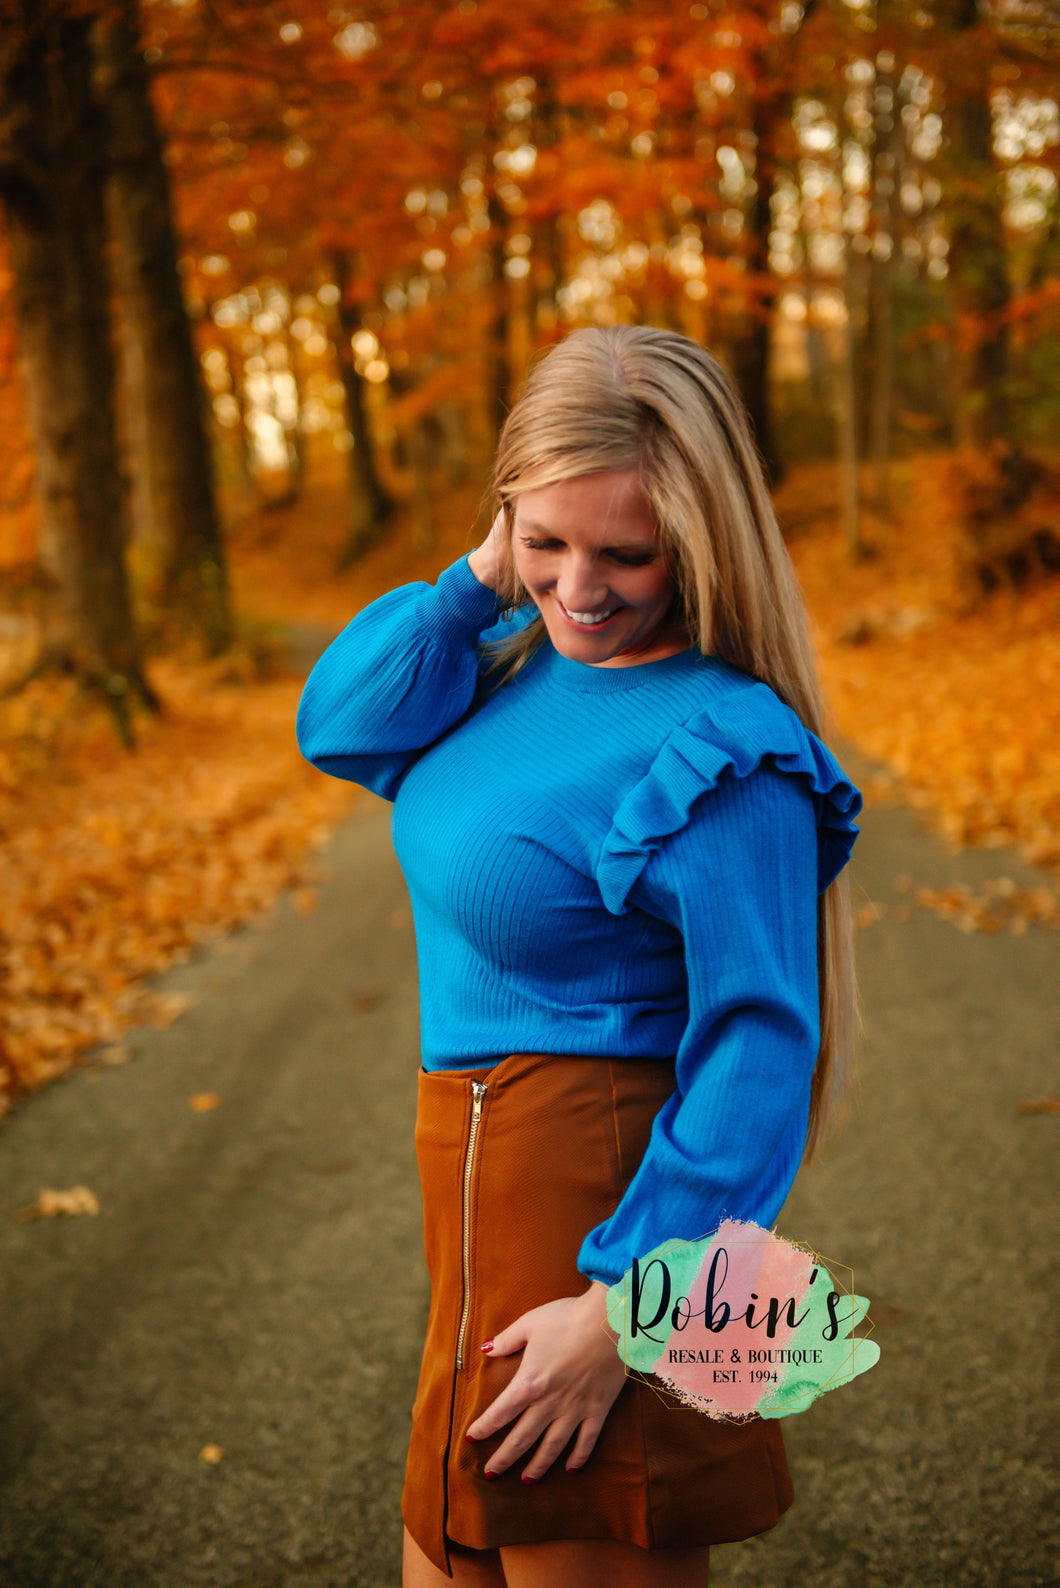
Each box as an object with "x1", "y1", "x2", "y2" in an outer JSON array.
[{"x1": 297, "y1": 325, "x2": 861, "y2": 1588}]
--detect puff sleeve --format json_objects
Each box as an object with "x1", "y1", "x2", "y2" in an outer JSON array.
[
  {"x1": 577, "y1": 687, "x2": 861, "y2": 1286},
  {"x1": 296, "y1": 556, "x2": 503, "y2": 799}
]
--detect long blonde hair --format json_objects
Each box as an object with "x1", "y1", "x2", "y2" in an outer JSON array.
[{"x1": 488, "y1": 324, "x2": 857, "y2": 1152}]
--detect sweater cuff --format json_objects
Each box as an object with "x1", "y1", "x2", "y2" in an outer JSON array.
[
  {"x1": 576, "y1": 1233, "x2": 626, "y2": 1289},
  {"x1": 432, "y1": 555, "x2": 502, "y2": 642}
]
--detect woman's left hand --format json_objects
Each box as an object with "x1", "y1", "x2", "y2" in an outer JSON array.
[{"x1": 464, "y1": 1280, "x2": 628, "y2": 1482}]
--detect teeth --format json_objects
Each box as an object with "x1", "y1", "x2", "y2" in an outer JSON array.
[{"x1": 563, "y1": 606, "x2": 614, "y2": 626}]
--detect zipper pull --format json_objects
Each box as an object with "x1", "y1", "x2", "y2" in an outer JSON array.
[{"x1": 471, "y1": 1079, "x2": 486, "y2": 1114}]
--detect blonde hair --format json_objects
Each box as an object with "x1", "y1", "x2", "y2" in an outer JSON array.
[{"x1": 487, "y1": 324, "x2": 857, "y2": 1152}]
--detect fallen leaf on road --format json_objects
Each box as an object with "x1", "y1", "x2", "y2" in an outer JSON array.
[
  {"x1": 16, "y1": 1185, "x2": 100, "y2": 1221},
  {"x1": 144, "y1": 992, "x2": 196, "y2": 1028},
  {"x1": 199, "y1": 1444, "x2": 224, "y2": 1464},
  {"x1": 98, "y1": 1045, "x2": 133, "y2": 1067},
  {"x1": 913, "y1": 881, "x2": 1060, "y2": 934},
  {"x1": 190, "y1": 1093, "x2": 220, "y2": 1112},
  {"x1": 351, "y1": 990, "x2": 386, "y2": 1013},
  {"x1": 1016, "y1": 1097, "x2": 1060, "y2": 1115}
]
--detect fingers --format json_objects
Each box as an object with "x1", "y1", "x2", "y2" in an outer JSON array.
[
  {"x1": 463, "y1": 1318, "x2": 531, "y2": 1440},
  {"x1": 510, "y1": 1407, "x2": 609, "y2": 1484},
  {"x1": 467, "y1": 510, "x2": 509, "y2": 592},
  {"x1": 477, "y1": 1404, "x2": 606, "y2": 1483},
  {"x1": 563, "y1": 1414, "x2": 606, "y2": 1474},
  {"x1": 481, "y1": 1314, "x2": 530, "y2": 1359},
  {"x1": 464, "y1": 1293, "x2": 626, "y2": 1480},
  {"x1": 465, "y1": 1389, "x2": 523, "y2": 1446},
  {"x1": 466, "y1": 1367, "x2": 610, "y2": 1481},
  {"x1": 487, "y1": 1408, "x2": 581, "y2": 1483},
  {"x1": 465, "y1": 1354, "x2": 546, "y2": 1444}
]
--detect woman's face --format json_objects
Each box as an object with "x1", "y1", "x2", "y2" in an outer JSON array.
[{"x1": 510, "y1": 468, "x2": 687, "y2": 668}]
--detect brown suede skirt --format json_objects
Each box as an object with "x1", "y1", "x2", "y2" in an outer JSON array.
[{"x1": 401, "y1": 1051, "x2": 794, "y2": 1576}]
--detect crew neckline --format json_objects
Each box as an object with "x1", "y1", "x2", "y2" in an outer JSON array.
[{"x1": 542, "y1": 642, "x2": 713, "y2": 693}]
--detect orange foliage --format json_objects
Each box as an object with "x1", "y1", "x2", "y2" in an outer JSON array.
[
  {"x1": 783, "y1": 453, "x2": 1060, "y2": 878},
  {"x1": 0, "y1": 664, "x2": 358, "y2": 1112}
]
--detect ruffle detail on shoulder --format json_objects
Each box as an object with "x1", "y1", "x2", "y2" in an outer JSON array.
[{"x1": 596, "y1": 681, "x2": 862, "y2": 913}]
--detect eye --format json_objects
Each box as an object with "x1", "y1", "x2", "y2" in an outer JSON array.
[
  {"x1": 519, "y1": 535, "x2": 562, "y2": 551},
  {"x1": 607, "y1": 550, "x2": 657, "y2": 567}
]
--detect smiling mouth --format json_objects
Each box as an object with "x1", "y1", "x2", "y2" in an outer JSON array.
[{"x1": 555, "y1": 599, "x2": 620, "y2": 628}]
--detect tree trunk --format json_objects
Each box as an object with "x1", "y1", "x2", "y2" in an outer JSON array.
[
  {"x1": 486, "y1": 189, "x2": 511, "y2": 441},
  {"x1": 0, "y1": 8, "x2": 154, "y2": 738},
  {"x1": 332, "y1": 254, "x2": 397, "y2": 565},
  {"x1": 732, "y1": 154, "x2": 779, "y2": 484},
  {"x1": 946, "y1": 1, "x2": 1011, "y2": 448},
  {"x1": 835, "y1": 101, "x2": 864, "y2": 560},
  {"x1": 868, "y1": 55, "x2": 900, "y2": 516},
  {"x1": 531, "y1": 78, "x2": 565, "y2": 339},
  {"x1": 731, "y1": 82, "x2": 784, "y2": 487},
  {"x1": 95, "y1": 0, "x2": 231, "y2": 654},
  {"x1": 835, "y1": 300, "x2": 863, "y2": 561}
]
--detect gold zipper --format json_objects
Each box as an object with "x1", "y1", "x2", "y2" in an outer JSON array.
[{"x1": 455, "y1": 1080, "x2": 487, "y2": 1369}]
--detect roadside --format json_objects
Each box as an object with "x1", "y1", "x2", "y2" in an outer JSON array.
[{"x1": 0, "y1": 799, "x2": 421, "y2": 1588}]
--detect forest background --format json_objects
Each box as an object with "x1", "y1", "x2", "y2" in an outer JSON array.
[{"x1": 1, "y1": 0, "x2": 1059, "y2": 1115}]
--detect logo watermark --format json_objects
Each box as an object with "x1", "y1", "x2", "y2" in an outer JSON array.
[{"x1": 605, "y1": 1218, "x2": 879, "y2": 1419}]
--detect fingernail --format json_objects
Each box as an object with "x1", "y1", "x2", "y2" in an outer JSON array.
[
  {"x1": 565, "y1": 1464, "x2": 582, "y2": 1474},
  {"x1": 521, "y1": 1473, "x2": 538, "y2": 1486},
  {"x1": 480, "y1": 1340, "x2": 494, "y2": 1353},
  {"x1": 483, "y1": 1469, "x2": 499, "y2": 1481},
  {"x1": 465, "y1": 1432, "x2": 479, "y2": 1443}
]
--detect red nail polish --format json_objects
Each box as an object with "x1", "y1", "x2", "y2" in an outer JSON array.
[
  {"x1": 466, "y1": 1432, "x2": 478, "y2": 1443},
  {"x1": 521, "y1": 1474, "x2": 538, "y2": 1485},
  {"x1": 480, "y1": 1340, "x2": 494, "y2": 1353},
  {"x1": 483, "y1": 1469, "x2": 499, "y2": 1481},
  {"x1": 566, "y1": 1464, "x2": 582, "y2": 1474}
]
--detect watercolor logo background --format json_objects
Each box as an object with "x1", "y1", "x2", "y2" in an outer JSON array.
[{"x1": 605, "y1": 1218, "x2": 880, "y2": 1419}]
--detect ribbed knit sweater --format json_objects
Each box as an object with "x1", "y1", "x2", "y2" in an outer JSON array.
[{"x1": 296, "y1": 555, "x2": 861, "y2": 1286}]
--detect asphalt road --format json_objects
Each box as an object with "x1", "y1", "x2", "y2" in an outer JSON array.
[{"x1": 1, "y1": 749, "x2": 1058, "y2": 1588}]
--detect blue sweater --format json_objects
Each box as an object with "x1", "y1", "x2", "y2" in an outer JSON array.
[{"x1": 296, "y1": 555, "x2": 861, "y2": 1285}]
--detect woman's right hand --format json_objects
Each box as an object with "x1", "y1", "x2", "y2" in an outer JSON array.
[
  {"x1": 465, "y1": 1282, "x2": 627, "y2": 1482},
  {"x1": 467, "y1": 507, "x2": 509, "y2": 594}
]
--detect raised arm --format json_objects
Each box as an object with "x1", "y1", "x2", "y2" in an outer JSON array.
[{"x1": 296, "y1": 545, "x2": 504, "y2": 799}]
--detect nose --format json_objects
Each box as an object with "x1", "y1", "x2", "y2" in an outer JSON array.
[{"x1": 556, "y1": 553, "x2": 608, "y2": 613}]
